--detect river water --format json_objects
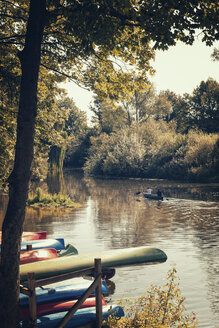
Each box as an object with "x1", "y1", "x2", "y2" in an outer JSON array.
[{"x1": 0, "y1": 170, "x2": 218, "y2": 327}]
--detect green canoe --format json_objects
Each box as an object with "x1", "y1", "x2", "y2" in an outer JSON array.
[
  {"x1": 58, "y1": 244, "x2": 78, "y2": 257},
  {"x1": 20, "y1": 246, "x2": 167, "y2": 281}
]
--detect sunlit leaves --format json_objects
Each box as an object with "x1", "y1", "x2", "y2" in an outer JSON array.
[
  {"x1": 103, "y1": 267, "x2": 198, "y2": 327},
  {"x1": 84, "y1": 120, "x2": 219, "y2": 181}
]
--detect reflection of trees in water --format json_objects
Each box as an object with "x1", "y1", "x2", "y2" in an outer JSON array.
[
  {"x1": 190, "y1": 209, "x2": 219, "y2": 320},
  {"x1": 165, "y1": 199, "x2": 219, "y2": 321},
  {"x1": 0, "y1": 194, "x2": 73, "y2": 233},
  {"x1": 0, "y1": 172, "x2": 218, "y2": 323},
  {"x1": 63, "y1": 170, "x2": 89, "y2": 204},
  {"x1": 23, "y1": 207, "x2": 74, "y2": 233},
  {"x1": 78, "y1": 177, "x2": 174, "y2": 248},
  {"x1": 47, "y1": 170, "x2": 66, "y2": 195}
]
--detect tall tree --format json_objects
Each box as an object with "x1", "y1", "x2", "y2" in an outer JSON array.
[
  {"x1": 188, "y1": 78, "x2": 219, "y2": 133},
  {"x1": 91, "y1": 99, "x2": 127, "y2": 133},
  {"x1": 121, "y1": 85, "x2": 157, "y2": 124},
  {"x1": 0, "y1": 1, "x2": 218, "y2": 326},
  {"x1": 0, "y1": 1, "x2": 46, "y2": 326}
]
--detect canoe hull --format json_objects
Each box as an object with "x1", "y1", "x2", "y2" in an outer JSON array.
[
  {"x1": 143, "y1": 194, "x2": 163, "y2": 201},
  {"x1": 20, "y1": 248, "x2": 58, "y2": 264},
  {"x1": 19, "y1": 278, "x2": 109, "y2": 307},
  {"x1": 1, "y1": 244, "x2": 78, "y2": 265},
  {"x1": 20, "y1": 246, "x2": 167, "y2": 281},
  {"x1": 35, "y1": 305, "x2": 124, "y2": 328},
  {"x1": 0, "y1": 231, "x2": 47, "y2": 243},
  {"x1": 20, "y1": 296, "x2": 107, "y2": 319},
  {"x1": 0, "y1": 238, "x2": 65, "y2": 254},
  {"x1": 58, "y1": 244, "x2": 78, "y2": 256}
]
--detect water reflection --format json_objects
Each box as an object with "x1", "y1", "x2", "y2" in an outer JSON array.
[{"x1": 0, "y1": 170, "x2": 218, "y2": 327}]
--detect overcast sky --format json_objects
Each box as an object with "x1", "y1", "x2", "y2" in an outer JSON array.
[{"x1": 63, "y1": 39, "x2": 219, "y2": 118}]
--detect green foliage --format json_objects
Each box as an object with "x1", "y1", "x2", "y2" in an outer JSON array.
[
  {"x1": 28, "y1": 188, "x2": 80, "y2": 208},
  {"x1": 0, "y1": 1, "x2": 218, "y2": 184},
  {"x1": 84, "y1": 120, "x2": 219, "y2": 182},
  {"x1": 103, "y1": 268, "x2": 198, "y2": 328},
  {"x1": 165, "y1": 79, "x2": 219, "y2": 134},
  {"x1": 63, "y1": 97, "x2": 90, "y2": 167},
  {"x1": 188, "y1": 78, "x2": 219, "y2": 133},
  {"x1": 182, "y1": 131, "x2": 219, "y2": 181},
  {"x1": 91, "y1": 99, "x2": 128, "y2": 133}
]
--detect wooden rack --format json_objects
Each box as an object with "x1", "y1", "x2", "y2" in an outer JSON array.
[{"x1": 20, "y1": 258, "x2": 103, "y2": 328}]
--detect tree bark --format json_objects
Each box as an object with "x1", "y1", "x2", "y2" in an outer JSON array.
[{"x1": 0, "y1": 1, "x2": 46, "y2": 327}]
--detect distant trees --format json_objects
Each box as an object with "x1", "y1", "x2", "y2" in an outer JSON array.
[
  {"x1": 63, "y1": 97, "x2": 89, "y2": 168},
  {"x1": 90, "y1": 99, "x2": 128, "y2": 133},
  {"x1": 84, "y1": 77, "x2": 219, "y2": 182},
  {"x1": 187, "y1": 78, "x2": 219, "y2": 133},
  {"x1": 84, "y1": 120, "x2": 219, "y2": 182},
  {"x1": 90, "y1": 78, "x2": 219, "y2": 134}
]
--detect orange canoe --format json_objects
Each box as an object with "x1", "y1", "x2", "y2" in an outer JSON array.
[{"x1": 0, "y1": 231, "x2": 47, "y2": 242}]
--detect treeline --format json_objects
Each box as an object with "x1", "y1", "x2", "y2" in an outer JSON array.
[
  {"x1": 1, "y1": 77, "x2": 218, "y2": 186},
  {"x1": 84, "y1": 122, "x2": 218, "y2": 182},
  {"x1": 71, "y1": 78, "x2": 219, "y2": 182}
]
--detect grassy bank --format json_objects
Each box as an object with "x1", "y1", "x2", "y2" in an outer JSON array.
[{"x1": 28, "y1": 188, "x2": 80, "y2": 209}]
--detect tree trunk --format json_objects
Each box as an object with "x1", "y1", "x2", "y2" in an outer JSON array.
[{"x1": 0, "y1": 1, "x2": 46, "y2": 327}]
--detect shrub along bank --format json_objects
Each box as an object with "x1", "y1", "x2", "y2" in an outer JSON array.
[
  {"x1": 83, "y1": 120, "x2": 219, "y2": 182},
  {"x1": 103, "y1": 268, "x2": 198, "y2": 328}
]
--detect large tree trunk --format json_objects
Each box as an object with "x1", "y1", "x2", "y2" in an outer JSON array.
[{"x1": 0, "y1": 1, "x2": 46, "y2": 327}]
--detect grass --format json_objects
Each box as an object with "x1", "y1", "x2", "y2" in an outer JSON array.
[{"x1": 28, "y1": 188, "x2": 80, "y2": 208}]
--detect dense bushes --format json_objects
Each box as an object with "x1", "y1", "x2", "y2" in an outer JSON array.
[{"x1": 83, "y1": 119, "x2": 219, "y2": 182}]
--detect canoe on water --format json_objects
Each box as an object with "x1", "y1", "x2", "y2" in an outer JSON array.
[
  {"x1": 143, "y1": 194, "x2": 164, "y2": 201},
  {"x1": 20, "y1": 295, "x2": 107, "y2": 319},
  {"x1": 33, "y1": 304, "x2": 124, "y2": 328},
  {"x1": 19, "y1": 278, "x2": 109, "y2": 307},
  {"x1": 0, "y1": 231, "x2": 47, "y2": 243},
  {"x1": 20, "y1": 246, "x2": 167, "y2": 281}
]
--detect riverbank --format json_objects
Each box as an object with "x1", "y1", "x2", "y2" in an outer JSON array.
[{"x1": 28, "y1": 188, "x2": 80, "y2": 209}]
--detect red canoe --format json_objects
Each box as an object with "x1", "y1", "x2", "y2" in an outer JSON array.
[
  {"x1": 20, "y1": 296, "x2": 107, "y2": 320},
  {"x1": 0, "y1": 248, "x2": 58, "y2": 265},
  {"x1": 0, "y1": 231, "x2": 47, "y2": 242},
  {"x1": 19, "y1": 248, "x2": 58, "y2": 264}
]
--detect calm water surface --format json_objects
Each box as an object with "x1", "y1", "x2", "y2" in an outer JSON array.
[{"x1": 0, "y1": 170, "x2": 218, "y2": 327}]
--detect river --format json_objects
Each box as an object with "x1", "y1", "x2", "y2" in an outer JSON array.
[{"x1": 0, "y1": 170, "x2": 218, "y2": 327}]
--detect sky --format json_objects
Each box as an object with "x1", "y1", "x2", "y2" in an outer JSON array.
[{"x1": 62, "y1": 39, "x2": 219, "y2": 119}]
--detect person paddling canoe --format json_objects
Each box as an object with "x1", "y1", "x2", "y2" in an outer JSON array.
[{"x1": 146, "y1": 187, "x2": 152, "y2": 196}]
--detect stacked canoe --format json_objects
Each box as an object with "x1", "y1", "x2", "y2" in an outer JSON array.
[
  {"x1": 5, "y1": 231, "x2": 124, "y2": 326},
  {"x1": 1, "y1": 230, "x2": 167, "y2": 327}
]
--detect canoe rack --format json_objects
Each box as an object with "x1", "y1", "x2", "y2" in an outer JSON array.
[{"x1": 20, "y1": 258, "x2": 103, "y2": 328}]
